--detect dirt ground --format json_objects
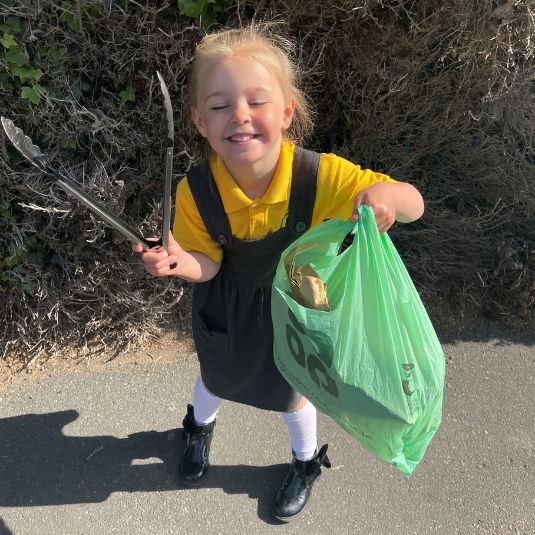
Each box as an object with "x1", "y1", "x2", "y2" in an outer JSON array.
[
  {"x1": 1, "y1": 289, "x2": 533, "y2": 395},
  {"x1": 0, "y1": 331, "x2": 193, "y2": 393}
]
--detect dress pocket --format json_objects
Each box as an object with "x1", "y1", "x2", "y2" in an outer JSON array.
[{"x1": 193, "y1": 312, "x2": 229, "y2": 355}]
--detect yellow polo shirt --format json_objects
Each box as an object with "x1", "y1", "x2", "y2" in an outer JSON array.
[{"x1": 173, "y1": 141, "x2": 396, "y2": 263}]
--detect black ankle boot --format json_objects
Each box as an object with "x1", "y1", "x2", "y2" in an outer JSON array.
[
  {"x1": 272, "y1": 444, "x2": 331, "y2": 522},
  {"x1": 179, "y1": 404, "x2": 216, "y2": 486}
]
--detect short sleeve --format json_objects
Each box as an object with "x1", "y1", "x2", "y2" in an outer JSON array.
[{"x1": 312, "y1": 152, "x2": 398, "y2": 223}]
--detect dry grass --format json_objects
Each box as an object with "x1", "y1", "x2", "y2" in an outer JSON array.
[{"x1": 0, "y1": 0, "x2": 533, "y2": 366}]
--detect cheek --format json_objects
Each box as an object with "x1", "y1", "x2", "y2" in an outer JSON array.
[
  {"x1": 195, "y1": 106, "x2": 226, "y2": 135},
  {"x1": 261, "y1": 110, "x2": 285, "y2": 132},
  {"x1": 202, "y1": 116, "x2": 221, "y2": 137}
]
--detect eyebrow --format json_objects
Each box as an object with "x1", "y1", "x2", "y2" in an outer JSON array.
[
  {"x1": 204, "y1": 91, "x2": 227, "y2": 103},
  {"x1": 204, "y1": 87, "x2": 273, "y2": 103}
]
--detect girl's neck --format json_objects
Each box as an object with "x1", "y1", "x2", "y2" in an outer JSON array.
[{"x1": 222, "y1": 151, "x2": 280, "y2": 200}]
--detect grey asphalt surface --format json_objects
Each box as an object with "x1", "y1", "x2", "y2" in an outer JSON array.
[{"x1": 0, "y1": 324, "x2": 534, "y2": 535}]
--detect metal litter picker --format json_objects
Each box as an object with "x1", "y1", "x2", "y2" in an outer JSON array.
[{"x1": 1, "y1": 72, "x2": 175, "y2": 254}]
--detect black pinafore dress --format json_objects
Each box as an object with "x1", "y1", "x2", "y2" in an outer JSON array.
[{"x1": 186, "y1": 147, "x2": 320, "y2": 413}]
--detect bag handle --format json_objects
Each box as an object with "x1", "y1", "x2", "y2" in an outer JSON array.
[{"x1": 337, "y1": 205, "x2": 376, "y2": 255}]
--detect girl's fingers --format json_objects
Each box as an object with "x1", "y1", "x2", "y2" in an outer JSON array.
[
  {"x1": 352, "y1": 193, "x2": 365, "y2": 221},
  {"x1": 376, "y1": 213, "x2": 395, "y2": 233},
  {"x1": 132, "y1": 237, "x2": 160, "y2": 254},
  {"x1": 146, "y1": 254, "x2": 178, "y2": 275},
  {"x1": 131, "y1": 238, "x2": 178, "y2": 276}
]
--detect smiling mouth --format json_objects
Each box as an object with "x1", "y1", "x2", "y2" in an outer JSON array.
[{"x1": 227, "y1": 134, "x2": 260, "y2": 143}]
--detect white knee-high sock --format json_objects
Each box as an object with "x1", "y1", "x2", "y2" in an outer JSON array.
[
  {"x1": 281, "y1": 401, "x2": 317, "y2": 461},
  {"x1": 192, "y1": 376, "x2": 223, "y2": 425}
]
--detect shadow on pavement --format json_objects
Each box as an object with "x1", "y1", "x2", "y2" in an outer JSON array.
[
  {"x1": 0, "y1": 518, "x2": 14, "y2": 535},
  {"x1": 436, "y1": 321, "x2": 535, "y2": 346},
  {"x1": 0, "y1": 410, "x2": 287, "y2": 525}
]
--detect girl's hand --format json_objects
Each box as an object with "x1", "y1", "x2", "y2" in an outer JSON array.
[
  {"x1": 132, "y1": 231, "x2": 181, "y2": 277},
  {"x1": 351, "y1": 182, "x2": 396, "y2": 233}
]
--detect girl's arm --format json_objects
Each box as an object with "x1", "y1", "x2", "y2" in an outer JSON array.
[
  {"x1": 351, "y1": 181, "x2": 424, "y2": 233},
  {"x1": 132, "y1": 232, "x2": 221, "y2": 282}
]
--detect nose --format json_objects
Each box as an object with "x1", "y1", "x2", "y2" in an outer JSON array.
[{"x1": 231, "y1": 99, "x2": 250, "y2": 125}]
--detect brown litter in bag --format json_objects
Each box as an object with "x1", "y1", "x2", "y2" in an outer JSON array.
[{"x1": 284, "y1": 246, "x2": 330, "y2": 311}]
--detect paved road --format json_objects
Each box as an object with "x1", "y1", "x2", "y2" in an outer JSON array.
[{"x1": 0, "y1": 325, "x2": 534, "y2": 535}]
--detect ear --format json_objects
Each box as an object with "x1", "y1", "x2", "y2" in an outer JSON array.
[
  {"x1": 282, "y1": 97, "x2": 296, "y2": 131},
  {"x1": 191, "y1": 107, "x2": 207, "y2": 138}
]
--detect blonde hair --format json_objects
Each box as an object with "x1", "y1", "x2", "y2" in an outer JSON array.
[{"x1": 189, "y1": 24, "x2": 314, "y2": 144}]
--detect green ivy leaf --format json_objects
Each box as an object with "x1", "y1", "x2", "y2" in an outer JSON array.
[
  {"x1": 84, "y1": 5, "x2": 100, "y2": 18},
  {"x1": 21, "y1": 282, "x2": 37, "y2": 296},
  {"x1": 21, "y1": 84, "x2": 43, "y2": 105},
  {"x1": 200, "y1": 7, "x2": 217, "y2": 29},
  {"x1": 36, "y1": 42, "x2": 49, "y2": 59},
  {"x1": 1, "y1": 32, "x2": 17, "y2": 49},
  {"x1": 59, "y1": 11, "x2": 81, "y2": 32},
  {"x1": 12, "y1": 66, "x2": 43, "y2": 83},
  {"x1": 6, "y1": 44, "x2": 27, "y2": 66},
  {"x1": 60, "y1": 138, "x2": 77, "y2": 149},
  {"x1": 50, "y1": 48, "x2": 67, "y2": 62},
  {"x1": 6, "y1": 252, "x2": 21, "y2": 268},
  {"x1": 177, "y1": 0, "x2": 216, "y2": 18},
  {"x1": 119, "y1": 85, "x2": 136, "y2": 103},
  {"x1": 6, "y1": 17, "x2": 23, "y2": 34}
]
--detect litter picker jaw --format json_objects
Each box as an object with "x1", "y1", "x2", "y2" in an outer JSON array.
[{"x1": 1, "y1": 116, "x2": 160, "y2": 251}]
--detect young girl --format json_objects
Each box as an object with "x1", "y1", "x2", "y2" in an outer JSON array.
[{"x1": 134, "y1": 25, "x2": 424, "y2": 522}]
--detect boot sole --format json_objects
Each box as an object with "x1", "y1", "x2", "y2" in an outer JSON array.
[
  {"x1": 271, "y1": 498, "x2": 311, "y2": 523},
  {"x1": 271, "y1": 505, "x2": 308, "y2": 523},
  {"x1": 179, "y1": 471, "x2": 207, "y2": 487},
  {"x1": 180, "y1": 477, "x2": 203, "y2": 487},
  {"x1": 179, "y1": 465, "x2": 209, "y2": 487}
]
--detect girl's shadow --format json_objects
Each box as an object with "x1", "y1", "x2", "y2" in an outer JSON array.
[{"x1": 0, "y1": 410, "x2": 288, "y2": 524}]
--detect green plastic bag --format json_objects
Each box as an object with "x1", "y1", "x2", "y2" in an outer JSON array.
[{"x1": 272, "y1": 206, "x2": 445, "y2": 476}]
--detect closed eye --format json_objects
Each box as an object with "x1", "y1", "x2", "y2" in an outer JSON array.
[
  {"x1": 249, "y1": 102, "x2": 267, "y2": 108},
  {"x1": 211, "y1": 105, "x2": 228, "y2": 111}
]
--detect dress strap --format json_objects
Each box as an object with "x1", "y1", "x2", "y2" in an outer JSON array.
[
  {"x1": 186, "y1": 161, "x2": 233, "y2": 246},
  {"x1": 287, "y1": 146, "x2": 320, "y2": 236}
]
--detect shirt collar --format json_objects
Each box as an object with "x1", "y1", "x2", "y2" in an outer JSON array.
[{"x1": 210, "y1": 141, "x2": 295, "y2": 213}]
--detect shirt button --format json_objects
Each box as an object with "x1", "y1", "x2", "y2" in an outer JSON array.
[{"x1": 295, "y1": 221, "x2": 307, "y2": 233}]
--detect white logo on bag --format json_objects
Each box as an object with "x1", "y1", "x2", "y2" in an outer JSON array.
[{"x1": 401, "y1": 363, "x2": 417, "y2": 416}]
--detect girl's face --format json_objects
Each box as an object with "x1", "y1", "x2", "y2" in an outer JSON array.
[{"x1": 191, "y1": 55, "x2": 295, "y2": 175}]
